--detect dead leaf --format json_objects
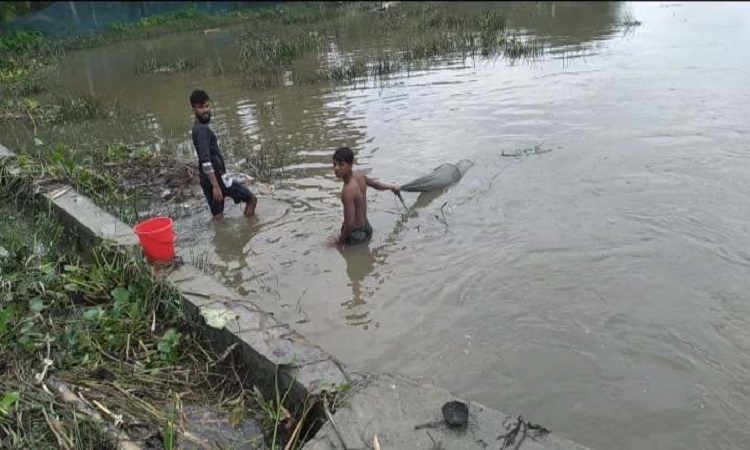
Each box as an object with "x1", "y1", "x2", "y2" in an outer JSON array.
[{"x1": 199, "y1": 306, "x2": 238, "y2": 329}]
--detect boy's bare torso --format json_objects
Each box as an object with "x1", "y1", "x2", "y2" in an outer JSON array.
[{"x1": 341, "y1": 171, "x2": 369, "y2": 228}]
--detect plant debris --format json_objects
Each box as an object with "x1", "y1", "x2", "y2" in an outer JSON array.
[
  {"x1": 501, "y1": 145, "x2": 553, "y2": 158},
  {"x1": 103, "y1": 153, "x2": 200, "y2": 205},
  {"x1": 135, "y1": 57, "x2": 196, "y2": 75},
  {"x1": 498, "y1": 415, "x2": 550, "y2": 449}
]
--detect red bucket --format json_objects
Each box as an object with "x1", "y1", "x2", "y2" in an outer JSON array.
[{"x1": 134, "y1": 217, "x2": 176, "y2": 263}]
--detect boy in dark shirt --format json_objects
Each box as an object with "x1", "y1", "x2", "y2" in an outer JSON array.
[{"x1": 189, "y1": 89, "x2": 257, "y2": 219}]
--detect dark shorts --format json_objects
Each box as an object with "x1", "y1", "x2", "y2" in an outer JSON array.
[
  {"x1": 200, "y1": 177, "x2": 254, "y2": 216},
  {"x1": 344, "y1": 222, "x2": 373, "y2": 246}
]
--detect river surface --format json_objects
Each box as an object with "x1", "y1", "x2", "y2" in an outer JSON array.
[{"x1": 8, "y1": 2, "x2": 750, "y2": 449}]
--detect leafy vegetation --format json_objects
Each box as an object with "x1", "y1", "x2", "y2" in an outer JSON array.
[
  {"x1": 13, "y1": 139, "x2": 136, "y2": 221},
  {"x1": 0, "y1": 30, "x2": 60, "y2": 97}
]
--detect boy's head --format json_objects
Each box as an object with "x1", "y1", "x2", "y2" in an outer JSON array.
[
  {"x1": 332, "y1": 147, "x2": 354, "y2": 179},
  {"x1": 190, "y1": 89, "x2": 211, "y2": 124}
]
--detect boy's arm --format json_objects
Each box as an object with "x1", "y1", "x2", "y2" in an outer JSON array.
[{"x1": 364, "y1": 175, "x2": 400, "y2": 193}]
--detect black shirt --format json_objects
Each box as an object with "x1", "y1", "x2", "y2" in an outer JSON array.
[{"x1": 191, "y1": 121, "x2": 226, "y2": 180}]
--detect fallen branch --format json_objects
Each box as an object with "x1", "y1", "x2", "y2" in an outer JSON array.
[
  {"x1": 33, "y1": 339, "x2": 53, "y2": 384},
  {"x1": 501, "y1": 145, "x2": 552, "y2": 158},
  {"x1": 434, "y1": 201, "x2": 450, "y2": 228},
  {"x1": 284, "y1": 398, "x2": 315, "y2": 450},
  {"x1": 44, "y1": 377, "x2": 145, "y2": 449},
  {"x1": 42, "y1": 408, "x2": 74, "y2": 450},
  {"x1": 498, "y1": 415, "x2": 525, "y2": 449},
  {"x1": 323, "y1": 396, "x2": 349, "y2": 450},
  {"x1": 498, "y1": 415, "x2": 550, "y2": 449},
  {"x1": 25, "y1": 106, "x2": 38, "y2": 135}
]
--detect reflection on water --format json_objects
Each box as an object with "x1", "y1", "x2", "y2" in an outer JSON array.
[
  {"x1": 409, "y1": 189, "x2": 451, "y2": 210},
  {"x1": 211, "y1": 216, "x2": 259, "y2": 268},
  {"x1": 9, "y1": 2, "x2": 750, "y2": 449},
  {"x1": 505, "y1": 1, "x2": 623, "y2": 44},
  {"x1": 338, "y1": 244, "x2": 379, "y2": 329}
]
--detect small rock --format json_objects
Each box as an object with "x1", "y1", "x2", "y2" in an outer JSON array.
[
  {"x1": 0, "y1": 246, "x2": 9, "y2": 259},
  {"x1": 442, "y1": 400, "x2": 469, "y2": 427}
]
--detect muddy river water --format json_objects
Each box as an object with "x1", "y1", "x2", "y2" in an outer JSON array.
[{"x1": 11, "y1": 2, "x2": 750, "y2": 449}]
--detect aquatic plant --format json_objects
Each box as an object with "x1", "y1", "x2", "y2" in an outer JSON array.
[
  {"x1": 241, "y1": 140, "x2": 291, "y2": 184},
  {"x1": 135, "y1": 56, "x2": 196, "y2": 75},
  {"x1": 0, "y1": 29, "x2": 44, "y2": 52},
  {"x1": 621, "y1": 13, "x2": 643, "y2": 28},
  {"x1": 236, "y1": 3, "x2": 546, "y2": 88}
]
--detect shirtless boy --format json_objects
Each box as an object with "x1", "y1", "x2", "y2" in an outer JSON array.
[{"x1": 329, "y1": 147, "x2": 400, "y2": 247}]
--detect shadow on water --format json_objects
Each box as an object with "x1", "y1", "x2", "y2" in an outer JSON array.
[
  {"x1": 210, "y1": 215, "x2": 262, "y2": 284},
  {"x1": 410, "y1": 188, "x2": 451, "y2": 211},
  {"x1": 504, "y1": 1, "x2": 624, "y2": 43}
]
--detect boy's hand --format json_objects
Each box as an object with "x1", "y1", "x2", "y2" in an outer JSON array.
[
  {"x1": 390, "y1": 184, "x2": 400, "y2": 194},
  {"x1": 212, "y1": 185, "x2": 223, "y2": 203}
]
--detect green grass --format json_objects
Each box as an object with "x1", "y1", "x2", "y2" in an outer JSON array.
[{"x1": 12, "y1": 139, "x2": 139, "y2": 222}]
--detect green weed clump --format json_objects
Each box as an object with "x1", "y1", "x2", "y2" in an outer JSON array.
[{"x1": 0, "y1": 30, "x2": 60, "y2": 97}]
